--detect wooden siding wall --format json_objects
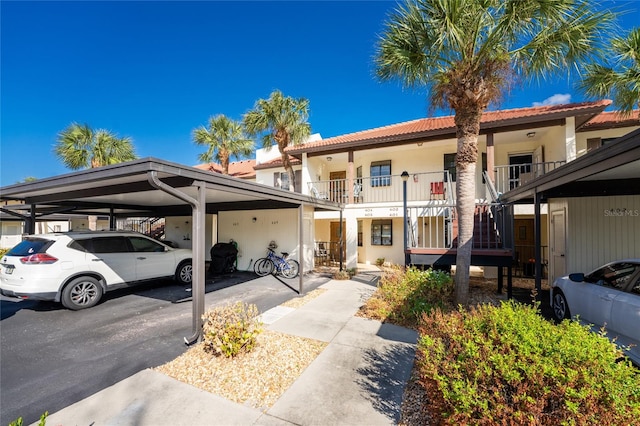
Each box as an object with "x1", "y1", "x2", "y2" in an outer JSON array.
[{"x1": 563, "y1": 195, "x2": 640, "y2": 275}]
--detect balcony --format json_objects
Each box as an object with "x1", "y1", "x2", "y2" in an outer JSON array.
[
  {"x1": 494, "y1": 161, "x2": 565, "y2": 195},
  {"x1": 308, "y1": 171, "x2": 454, "y2": 204}
]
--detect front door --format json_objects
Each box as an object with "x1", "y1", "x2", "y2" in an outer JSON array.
[
  {"x1": 514, "y1": 219, "x2": 535, "y2": 276},
  {"x1": 508, "y1": 154, "x2": 533, "y2": 189},
  {"x1": 329, "y1": 171, "x2": 346, "y2": 203},
  {"x1": 550, "y1": 209, "x2": 566, "y2": 282},
  {"x1": 330, "y1": 221, "x2": 345, "y2": 263}
]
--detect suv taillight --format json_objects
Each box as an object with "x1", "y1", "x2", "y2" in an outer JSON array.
[{"x1": 20, "y1": 253, "x2": 58, "y2": 264}]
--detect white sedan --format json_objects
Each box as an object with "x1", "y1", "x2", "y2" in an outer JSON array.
[{"x1": 550, "y1": 259, "x2": 640, "y2": 366}]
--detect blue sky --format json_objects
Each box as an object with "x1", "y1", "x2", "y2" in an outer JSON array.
[{"x1": 1, "y1": 0, "x2": 638, "y2": 186}]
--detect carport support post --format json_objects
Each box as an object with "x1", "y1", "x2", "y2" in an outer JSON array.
[
  {"x1": 191, "y1": 182, "x2": 206, "y2": 343},
  {"x1": 298, "y1": 204, "x2": 304, "y2": 294}
]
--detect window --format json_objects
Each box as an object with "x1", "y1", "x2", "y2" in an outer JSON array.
[
  {"x1": 129, "y1": 237, "x2": 165, "y2": 252},
  {"x1": 89, "y1": 237, "x2": 130, "y2": 253},
  {"x1": 274, "y1": 172, "x2": 289, "y2": 190},
  {"x1": 273, "y1": 170, "x2": 302, "y2": 192},
  {"x1": 357, "y1": 220, "x2": 363, "y2": 247},
  {"x1": 444, "y1": 153, "x2": 456, "y2": 182},
  {"x1": 588, "y1": 262, "x2": 640, "y2": 290},
  {"x1": 481, "y1": 152, "x2": 487, "y2": 184},
  {"x1": 370, "y1": 160, "x2": 391, "y2": 187},
  {"x1": 371, "y1": 219, "x2": 392, "y2": 246}
]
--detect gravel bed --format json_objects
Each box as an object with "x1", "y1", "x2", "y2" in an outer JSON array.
[{"x1": 155, "y1": 330, "x2": 326, "y2": 410}]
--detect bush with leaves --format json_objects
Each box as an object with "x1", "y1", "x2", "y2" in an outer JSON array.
[
  {"x1": 202, "y1": 302, "x2": 263, "y2": 358},
  {"x1": 417, "y1": 301, "x2": 640, "y2": 424},
  {"x1": 0, "y1": 248, "x2": 9, "y2": 258},
  {"x1": 360, "y1": 266, "x2": 453, "y2": 328}
]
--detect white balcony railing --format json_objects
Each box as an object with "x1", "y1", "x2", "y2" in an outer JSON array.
[
  {"x1": 308, "y1": 171, "x2": 454, "y2": 204},
  {"x1": 494, "y1": 161, "x2": 565, "y2": 195}
]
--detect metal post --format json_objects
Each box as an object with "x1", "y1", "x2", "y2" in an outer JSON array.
[
  {"x1": 401, "y1": 171, "x2": 409, "y2": 267},
  {"x1": 534, "y1": 190, "x2": 542, "y2": 300}
]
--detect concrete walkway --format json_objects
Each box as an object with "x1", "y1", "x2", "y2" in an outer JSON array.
[{"x1": 42, "y1": 275, "x2": 418, "y2": 426}]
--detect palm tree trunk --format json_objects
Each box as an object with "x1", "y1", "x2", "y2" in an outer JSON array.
[{"x1": 454, "y1": 109, "x2": 481, "y2": 305}]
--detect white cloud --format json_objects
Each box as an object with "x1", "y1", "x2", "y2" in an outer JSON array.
[{"x1": 532, "y1": 94, "x2": 572, "y2": 107}]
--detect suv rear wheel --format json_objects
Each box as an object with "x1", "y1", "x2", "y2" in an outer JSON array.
[{"x1": 61, "y1": 276, "x2": 103, "y2": 310}]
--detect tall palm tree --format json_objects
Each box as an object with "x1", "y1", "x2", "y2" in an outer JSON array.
[
  {"x1": 243, "y1": 90, "x2": 311, "y2": 191},
  {"x1": 579, "y1": 27, "x2": 640, "y2": 117},
  {"x1": 375, "y1": 0, "x2": 614, "y2": 304},
  {"x1": 54, "y1": 123, "x2": 136, "y2": 169},
  {"x1": 192, "y1": 114, "x2": 253, "y2": 174}
]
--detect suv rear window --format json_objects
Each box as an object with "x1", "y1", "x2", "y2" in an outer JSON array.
[{"x1": 6, "y1": 238, "x2": 54, "y2": 256}]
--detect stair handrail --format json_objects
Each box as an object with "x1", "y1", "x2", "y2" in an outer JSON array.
[{"x1": 483, "y1": 171, "x2": 500, "y2": 202}]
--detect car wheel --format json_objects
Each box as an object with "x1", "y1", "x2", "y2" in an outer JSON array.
[
  {"x1": 552, "y1": 289, "x2": 570, "y2": 322},
  {"x1": 175, "y1": 261, "x2": 192, "y2": 285},
  {"x1": 61, "y1": 276, "x2": 103, "y2": 310}
]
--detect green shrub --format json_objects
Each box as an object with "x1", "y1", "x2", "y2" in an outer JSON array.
[
  {"x1": 10, "y1": 411, "x2": 48, "y2": 426},
  {"x1": 202, "y1": 302, "x2": 263, "y2": 358},
  {"x1": 375, "y1": 257, "x2": 385, "y2": 266},
  {"x1": 417, "y1": 301, "x2": 640, "y2": 425},
  {"x1": 360, "y1": 266, "x2": 453, "y2": 328},
  {"x1": 0, "y1": 248, "x2": 9, "y2": 258}
]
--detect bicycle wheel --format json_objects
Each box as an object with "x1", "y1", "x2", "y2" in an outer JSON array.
[
  {"x1": 254, "y1": 258, "x2": 274, "y2": 277},
  {"x1": 282, "y1": 259, "x2": 300, "y2": 279}
]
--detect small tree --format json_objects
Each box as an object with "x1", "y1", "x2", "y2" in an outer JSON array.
[
  {"x1": 243, "y1": 90, "x2": 311, "y2": 191},
  {"x1": 192, "y1": 114, "x2": 253, "y2": 174}
]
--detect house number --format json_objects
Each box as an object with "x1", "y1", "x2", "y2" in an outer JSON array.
[
  {"x1": 272, "y1": 220, "x2": 279, "y2": 225},
  {"x1": 233, "y1": 222, "x2": 239, "y2": 226}
]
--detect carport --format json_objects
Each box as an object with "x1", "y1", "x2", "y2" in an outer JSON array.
[
  {"x1": 500, "y1": 128, "x2": 640, "y2": 295},
  {"x1": 0, "y1": 158, "x2": 342, "y2": 343}
]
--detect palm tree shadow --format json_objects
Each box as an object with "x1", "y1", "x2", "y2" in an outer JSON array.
[{"x1": 355, "y1": 338, "x2": 417, "y2": 422}]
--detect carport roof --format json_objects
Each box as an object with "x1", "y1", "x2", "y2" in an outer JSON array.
[
  {"x1": 0, "y1": 157, "x2": 342, "y2": 217},
  {"x1": 500, "y1": 128, "x2": 640, "y2": 204}
]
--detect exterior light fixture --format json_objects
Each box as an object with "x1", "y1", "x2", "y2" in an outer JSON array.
[
  {"x1": 401, "y1": 171, "x2": 410, "y2": 182},
  {"x1": 527, "y1": 132, "x2": 536, "y2": 138},
  {"x1": 326, "y1": 156, "x2": 332, "y2": 162}
]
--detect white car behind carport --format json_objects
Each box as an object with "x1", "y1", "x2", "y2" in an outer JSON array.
[{"x1": 550, "y1": 259, "x2": 640, "y2": 366}]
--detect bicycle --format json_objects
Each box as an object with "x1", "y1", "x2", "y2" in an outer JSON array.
[{"x1": 253, "y1": 241, "x2": 300, "y2": 278}]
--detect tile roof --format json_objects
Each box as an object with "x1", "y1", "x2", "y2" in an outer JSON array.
[
  {"x1": 286, "y1": 100, "x2": 613, "y2": 155},
  {"x1": 578, "y1": 110, "x2": 640, "y2": 131},
  {"x1": 253, "y1": 156, "x2": 301, "y2": 170},
  {"x1": 193, "y1": 159, "x2": 256, "y2": 179}
]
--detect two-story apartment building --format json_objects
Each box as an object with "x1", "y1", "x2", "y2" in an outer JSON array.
[{"x1": 252, "y1": 100, "x2": 639, "y2": 278}]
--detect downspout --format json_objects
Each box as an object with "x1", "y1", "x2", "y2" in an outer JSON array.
[{"x1": 148, "y1": 171, "x2": 206, "y2": 345}]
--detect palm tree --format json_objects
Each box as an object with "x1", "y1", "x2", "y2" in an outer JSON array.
[
  {"x1": 54, "y1": 123, "x2": 136, "y2": 169},
  {"x1": 375, "y1": 0, "x2": 614, "y2": 304},
  {"x1": 579, "y1": 27, "x2": 640, "y2": 117},
  {"x1": 192, "y1": 115, "x2": 253, "y2": 174},
  {"x1": 243, "y1": 90, "x2": 311, "y2": 191}
]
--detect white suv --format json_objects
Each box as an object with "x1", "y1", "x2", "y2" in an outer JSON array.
[{"x1": 0, "y1": 231, "x2": 192, "y2": 310}]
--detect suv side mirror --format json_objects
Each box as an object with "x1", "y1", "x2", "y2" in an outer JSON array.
[{"x1": 568, "y1": 273, "x2": 585, "y2": 282}]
